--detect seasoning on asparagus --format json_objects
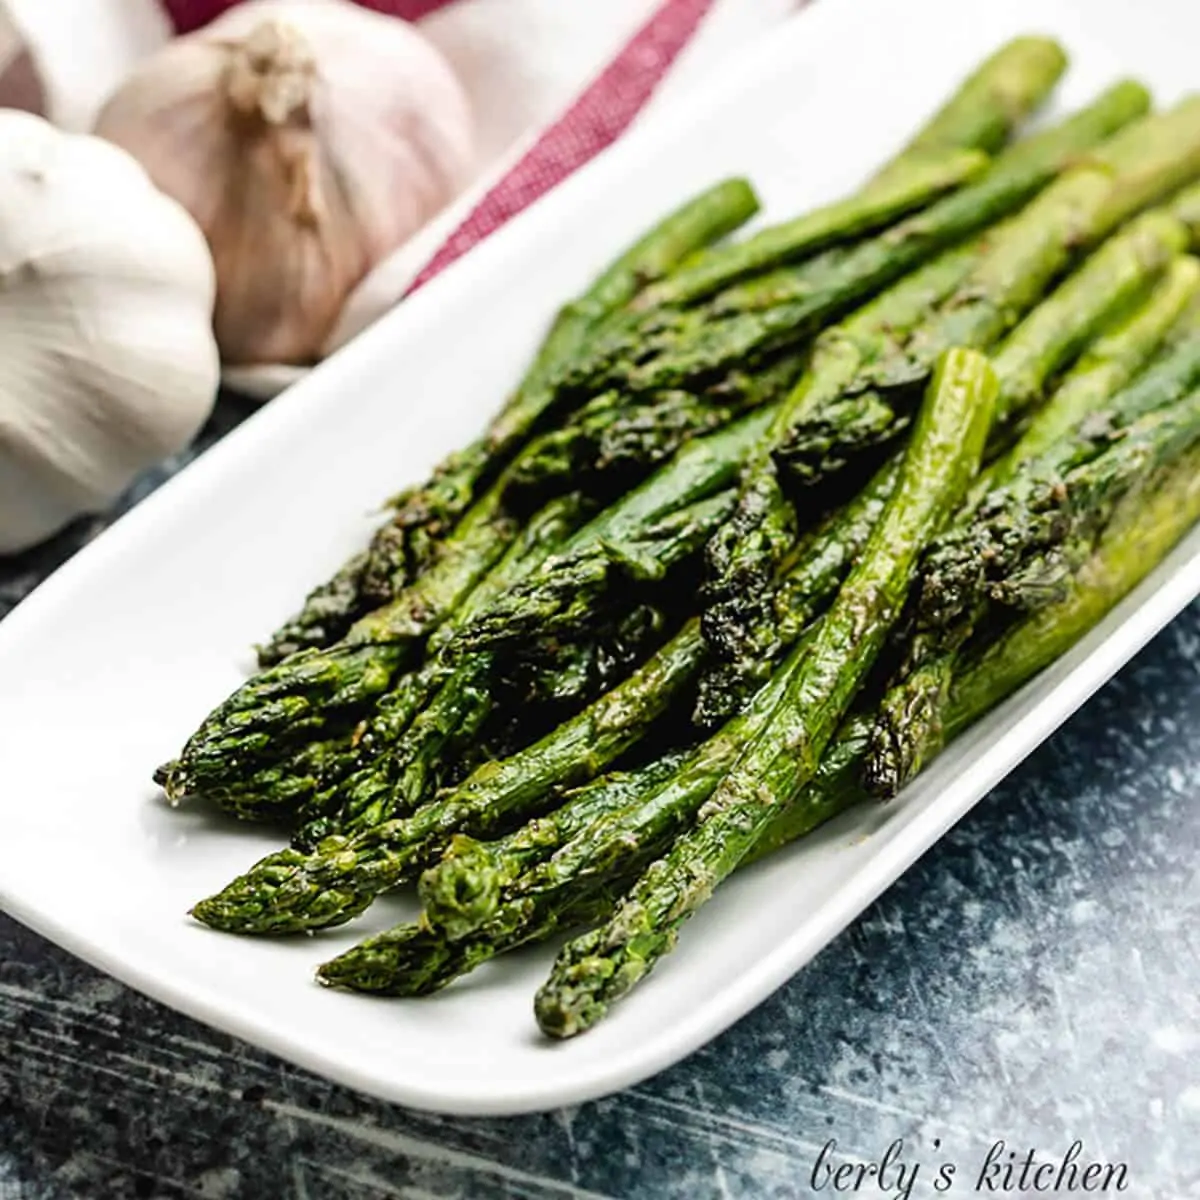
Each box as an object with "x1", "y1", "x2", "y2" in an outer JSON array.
[
  {"x1": 866, "y1": 381, "x2": 1200, "y2": 797},
  {"x1": 534, "y1": 347, "x2": 998, "y2": 1038},
  {"x1": 704, "y1": 104, "x2": 1200, "y2": 715}
]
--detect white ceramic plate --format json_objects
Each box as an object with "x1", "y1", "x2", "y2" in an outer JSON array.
[{"x1": 3, "y1": 0, "x2": 1200, "y2": 1118}]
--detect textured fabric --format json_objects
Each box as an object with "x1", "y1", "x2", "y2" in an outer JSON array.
[
  {"x1": 161, "y1": 0, "x2": 459, "y2": 35},
  {"x1": 406, "y1": 0, "x2": 716, "y2": 294}
]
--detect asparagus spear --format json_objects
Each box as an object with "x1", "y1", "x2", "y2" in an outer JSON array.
[
  {"x1": 323, "y1": 426, "x2": 1200, "y2": 997},
  {"x1": 696, "y1": 453, "x2": 902, "y2": 729},
  {"x1": 303, "y1": 491, "x2": 734, "y2": 845},
  {"x1": 706, "y1": 109, "x2": 1200, "y2": 711},
  {"x1": 866, "y1": 383, "x2": 1200, "y2": 797},
  {"x1": 877, "y1": 36, "x2": 1068, "y2": 172},
  {"x1": 985, "y1": 255, "x2": 1200, "y2": 480},
  {"x1": 502, "y1": 351, "x2": 806, "y2": 515},
  {"x1": 164, "y1": 405, "x2": 776, "y2": 808},
  {"x1": 417, "y1": 751, "x2": 690, "y2": 941},
  {"x1": 533, "y1": 348, "x2": 998, "y2": 1037},
  {"x1": 257, "y1": 179, "x2": 760, "y2": 665},
  {"x1": 635, "y1": 149, "x2": 989, "y2": 310},
  {"x1": 189, "y1": 615, "x2": 710, "y2": 935},
  {"x1": 317, "y1": 888, "x2": 627, "y2": 998},
  {"x1": 751, "y1": 430, "x2": 1200, "y2": 862},
  {"x1": 449, "y1": 490, "x2": 735, "y2": 657},
  {"x1": 565, "y1": 83, "x2": 1150, "y2": 397}
]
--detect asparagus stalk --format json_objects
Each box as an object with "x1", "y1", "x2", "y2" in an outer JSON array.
[
  {"x1": 750, "y1": 431, "x2": 1200, "y2": 862},
  {"x1": 257, "y1": 179, "x2": 760, "y2": 665},
  {"x1": 189, "y1": 615, "x2": 710, "y2": 935},
  {"x1": 866, "y1": 383, "x2": 1200, "y2": 796},
  {"x1": 565, "y1": 83, "x2": 1150, "y2": 397},
  {"x1": 163, "y1": 405, "x2": 776, "y2": 808},
  {"x1": 417, "y1": 751, "x2": 690, "y2": 941},
  {"x1": 635, "y1": 149, "x2": 988, "y2": 309},
  {"x1": 534, "y1": 348, "x2": 998, "y2": 1037},
  {"x1": 317, "y1": 888, "x2": 626, "y2": 997},
  {"x1": 985, "y1": 256, "x2": 1200, "y2": 481},
  {"x1": 695, "y1": 453, "x2": 901, "y2": 728},
  {"x1": 322, "y1": 413, "x2": 1200, "y2": 999},
  {"x1": 699, "y1": 243, "x2": 991, "y2": 694},
  {"x1": 502, "y1": 351, "x2": 806, "y2": 515},
  {"x1": 877, "y1": 36, "x2": 1068, "y2": 172},
  {"x1": 449, "y1": 490, "x2": 736, "y2": 657}
]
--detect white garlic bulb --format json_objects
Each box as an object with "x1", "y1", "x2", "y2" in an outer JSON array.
[
  {"x1": 94, "y1": 0, "x2": 475, "y2": 367},
  {"x1": 0, "y1": 109, "x2": 219, "y2": 555}
]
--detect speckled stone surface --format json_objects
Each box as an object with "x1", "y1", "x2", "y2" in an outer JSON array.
[{"x1": 2, "y1": 396, "x2": 1199, "y2": 1199}]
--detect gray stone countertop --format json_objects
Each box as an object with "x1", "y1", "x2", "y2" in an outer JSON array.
[{"x1": 1, "y1": 397, "x2": 1198, "y2": 1200}]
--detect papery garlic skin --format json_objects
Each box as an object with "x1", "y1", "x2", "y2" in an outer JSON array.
[
  {"x1": 94, "y1": 0, "x2": 476, "y2": 367},
  {"x1": 0, "y1": 110, "x2": 219, "y2": 555}
]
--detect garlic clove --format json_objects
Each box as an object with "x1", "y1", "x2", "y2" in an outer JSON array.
[{"x1": 95, "y1": 0, "x2": 475, "y2": 368}]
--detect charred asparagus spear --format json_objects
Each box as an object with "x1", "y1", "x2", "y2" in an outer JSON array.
[
  {"x1": 696, "y1": 453, "x2": 902, "y2": 729},
  {"x1": 501, "y1": 351, "x2": 806, "y2": 516},
  {"x1": 285, "y1": 494, "x2": 594, "y2": 842},
  {"x1": 985, "y1": 256, "x2": 1200, "y2": 480},
  {"x1": 448, "y1": 490, "x2": 736, "y2": 657},
  {"x1": 750, "y1": 429, "x2": 1200, "y2": 862},
  {"x1": 776, "y1": 116, "x2": 1200, "y2": 489},
  {"x1": 866, "y1": 381, "x2": 1200, "y2": 797},
  {"x1": 189, "y1": 615, "x2": 710, "y2": 935},
  {"x1": 566, "y1": 83, "x2": 1150, "y2": 398},
  {"x1": 417, "y1": 751, "x2": 691, "y2": 942},
  {"x1": 534, "y1": 347, "x2": 998, "y2": 1037},
  {"x1": 704, "y1": 106, "x2": 1200, "y2": 711},
  {"x1": 163, "y1": 404, "x2": 776, "y2": 808},
  {"x1": 258, "y1": 179, "x2": 760, "y2": 665}
]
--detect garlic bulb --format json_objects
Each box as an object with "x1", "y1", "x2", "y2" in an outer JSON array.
[
  {"x1": 0, "y1": 110, "x2": 219, "y2": 555},
  {"x1": 94, "y1": 0, "x2": 475, "y2": 367}
]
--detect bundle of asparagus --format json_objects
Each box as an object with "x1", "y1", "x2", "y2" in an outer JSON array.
[{"x1": 165, "y1": 37, "x2": 1200, "y2": 1038}]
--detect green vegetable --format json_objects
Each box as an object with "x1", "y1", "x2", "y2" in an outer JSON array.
[
  {"x1": 866, "y1": 381, "x2": 1200, "y2": 796},
  {"x1": 534, "y1": 347, "x2": 997, "y2": 1037}
]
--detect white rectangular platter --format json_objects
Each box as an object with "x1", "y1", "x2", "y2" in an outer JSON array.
[{"x1": 3, "y1": 0, "x2": 1200, "y2": 1118}]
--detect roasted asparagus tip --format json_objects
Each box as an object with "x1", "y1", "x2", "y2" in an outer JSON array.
[
  {"x1": 316, "y1": 924, "x2": 464, "y2": 997},
  {"x1": 417, "y1": 849, "x2": 505, "y2": 940},
  {"x1": 533, "y1": 934, "x2": 617, "y2": 1039},
  {"x1": 189, "y1": 841, "x2": 374, "y2": 935}
]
